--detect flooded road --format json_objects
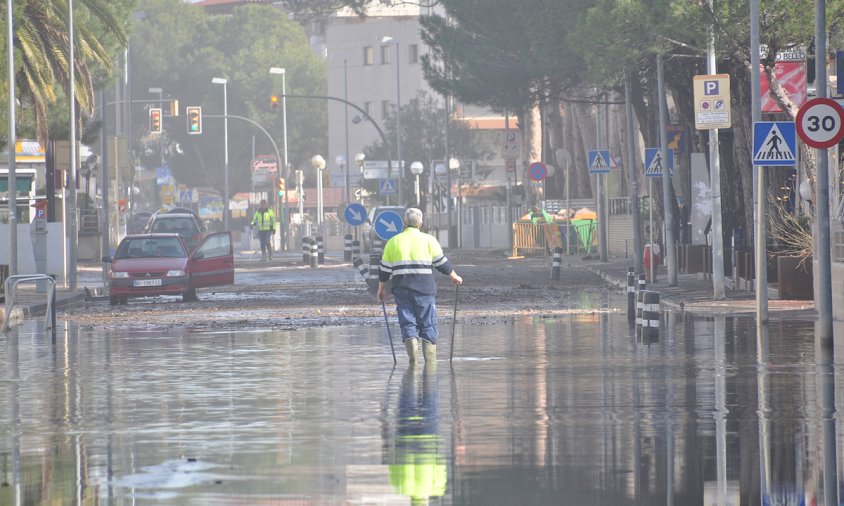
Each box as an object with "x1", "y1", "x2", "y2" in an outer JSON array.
[{"x1": 0, "y1": 299, "x2": 837, "y2": 505}]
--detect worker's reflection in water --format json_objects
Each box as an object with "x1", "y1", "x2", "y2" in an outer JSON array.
[{"x1": 388, "y1": 363, "x2": 446, "y2": 505}]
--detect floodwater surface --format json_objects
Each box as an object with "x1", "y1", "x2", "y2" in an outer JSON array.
[{"x1": 0, "y1": 303, "x2": 840, "y2": 505}]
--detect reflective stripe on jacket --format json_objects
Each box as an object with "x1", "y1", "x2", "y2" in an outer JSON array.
[
  {"x1": 251, "y1": 209, "x2": 276, "y2": 231},
  {"x1": 379, "y1": 227, "x2": 453, "y2": 295}
]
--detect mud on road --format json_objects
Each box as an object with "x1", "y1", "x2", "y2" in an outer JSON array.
[{"x1": 64, "y1": 250, "x2": 615, "y2": 330}]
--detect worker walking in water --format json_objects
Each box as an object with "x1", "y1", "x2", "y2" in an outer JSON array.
[{"x1": 377, "y1": 208, "x2": 462, "y2": 364}]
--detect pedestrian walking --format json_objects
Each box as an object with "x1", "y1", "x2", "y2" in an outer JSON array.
[
  {"x1": 376, "y1": 208, "x2": 463, "y2": 365},
  {"x1": 250, "y1": 199, "x2": 276, "y2": 260}
]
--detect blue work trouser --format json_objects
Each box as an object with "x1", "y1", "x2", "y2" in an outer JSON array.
[
  {"x1": 392, "y1": 288, "x2": 438, "y2": 344},
  {"x1": 257, "y1": 230, "x2": 273, "y2": 256}
]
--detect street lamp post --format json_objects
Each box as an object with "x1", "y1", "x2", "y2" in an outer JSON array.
[
  {"x1": 381, "y1": 36, "x2": 402, "y2": 205},
  {"x1": 311, "y1": 155, "x2": 326, "y2": 235},
  {"x1": 269, "y1": 67, "x2": 289, "y2": 250},
  {"x1": 6, "y1": 0, "x2": 17, "y2": 276},
  {"x1": 211, "y1": 77, "x2": 230, "y2": 230},
  {"x1": 410, "y1": 161, "x2": 423, "y2": 207},
  {"x1": 355, "y1": 153, "x2": 366, "y2": 203},
  {"x1": 68, "y1": 0, "x2": 79, "y2": 289}
]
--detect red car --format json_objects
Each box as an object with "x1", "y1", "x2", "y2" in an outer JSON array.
[{"x1": 106, "y1": 232, "x2": 234, "y2": 305}]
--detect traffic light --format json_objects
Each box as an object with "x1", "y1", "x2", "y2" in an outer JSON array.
[
  {"x1": 149, "y1": 108, "x2": 162, "y2": 134},
  {"x1": 187, "y1": 106, "x2": 202, "y2": 134},
  {"x1": 277, "y1": 177, "x2": 286, "y2": 197},
  {"x1": 270, "y1": 95, "x2": 279, "y2": 111}
]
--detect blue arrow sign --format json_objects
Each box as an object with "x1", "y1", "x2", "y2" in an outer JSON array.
[
  {"x1": 344, "y1": 202, "x2": 367, "y2": 226},
  {"x1": 379, "y1": 178, "x2": 398, "y2": 195},
  {"x1": 753, "y1": 121, "x2": 796, "y2": 166},
  {"x1": 374, "y1": 210, "x2": 404, "y2": 241},
  {"x1": 587, "y1": 150, "x2": 611, "y2": 174},
  {"x1": 644, "y1": 148, "x2": 674, "y2": 177}
]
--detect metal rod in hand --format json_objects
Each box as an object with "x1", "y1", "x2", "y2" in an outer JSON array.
[
  {"x1": 381, "y1": 301, "x2": 397, "y2": 365},
  {"x1": 449, "y1": 285, "x2": 460, "y2": 362}
]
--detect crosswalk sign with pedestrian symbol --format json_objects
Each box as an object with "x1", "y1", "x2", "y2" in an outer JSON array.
[
  {"x1": 753, "y1": 121, "x2": 796, "y2": 166},
  {"x1": 587, "y1": 150, "x2": 611, "y2": 174},
  {"x1": 644, "y1": 148, "x2": 674, "y2": 177}
]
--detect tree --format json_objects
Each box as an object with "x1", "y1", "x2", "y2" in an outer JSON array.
[{"x1": 127, "y1": 0, "x2": 327, "y2": 199}]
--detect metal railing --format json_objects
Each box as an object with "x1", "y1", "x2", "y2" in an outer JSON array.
[{"x1": 2, "y1": 274, "x2": 56, "y2": 333}]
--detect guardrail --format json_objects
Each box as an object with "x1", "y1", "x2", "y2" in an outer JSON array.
[{"x1": 2, "y1": 274, "x2": 56, "y2": 333}]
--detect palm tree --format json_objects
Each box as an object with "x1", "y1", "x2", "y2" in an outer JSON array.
[{"x1": 12, "y1": 0, "x2": 127, "y2": 142}]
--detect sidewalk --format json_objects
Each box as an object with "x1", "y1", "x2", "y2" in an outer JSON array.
[{"x1": 586, "y1": 258, "x2": 816, "y2": 318}]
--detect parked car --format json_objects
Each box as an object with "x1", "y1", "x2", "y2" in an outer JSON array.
[
  {"x1": 363, "y1": 205, "x2": 406, "y2": 252},
  {"x1": 143, "y1": 212, "x2": 206, "y2": 252},
  {"x1": 105, "y1": 232, "x2": 234, "y2": 305},
  {"x1": 127, "y1": 211, "x2": 153, "y2": 234}
]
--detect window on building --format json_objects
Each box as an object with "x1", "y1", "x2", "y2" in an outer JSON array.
[
  {"x1": 381, "y1": 45, "x2": 391, "y2": 64},
  {"x1": 363, "y1": 46, "x2": 373, "y2": 66},
  {"x1": 408, "y1": 44, "x2": 419, "y2": 64},
  {"x1": 381, "y1": 100, "x2": 391, "y2": 119},
  {"x1": 364, "y1": 101, "x2": 374, "y2": 118}
]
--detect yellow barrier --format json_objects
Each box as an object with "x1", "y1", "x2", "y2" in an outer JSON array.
[{"x1": 511, "y1": 223, "x2": 547, "y2": 258}]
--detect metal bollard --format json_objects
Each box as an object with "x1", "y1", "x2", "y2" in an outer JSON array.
[
  {"x1": 374, "y1": 238, "x2": 384, "y2": 251},
  {"x1": 302, "y1": 237, "x2": 310, "y2": 265},
  {"x1": 637, "y1": 272, "x2": 646, "y2": 295},
  {"x1": 367, "y1": 250, "x2": 381, "y2": 295},
  {"x1": 640, "y1": 291, "x2": 661, "y2": 343},
  {"x1": 636, "y1": 287, "x2": 645, "y2": 327},
  {"x1": 317, "y1": 236, "x2": 325, "y2": 265},
  {"x1": 310, "y1": 238, "x2": 318, "y2": 268},
  {"x1": 353, "y1": 257, "x2": 369, "y2": 282},
  {"x1": 551, "y1": 247, "x2": 562, "y2": 280},
  {"x1": 627, "y1": 266, "x2": 636, "y2": 321},
  {"x1": 352, "y1": 240, "x2": 361, "y2": 259},
  {"x1": 344, "y1": 234, "x2": 353, "y2": 262}
]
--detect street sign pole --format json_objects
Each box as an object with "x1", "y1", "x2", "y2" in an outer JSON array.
[
  {"x1": 710, "y1": 0, "x2": 727, "y2": 299},
  {"x1": 596, "y1": 95, "x2": 607, "y2": 262},
  {"x1": 657, "y1": 54, "x2": 677, "y2": 286},
  {"x1": 749, "y1": 0, "x2": 767, "y2": 325},
  {"x1": 624, "y1": 73, "x2": 644, "y2": 275}
]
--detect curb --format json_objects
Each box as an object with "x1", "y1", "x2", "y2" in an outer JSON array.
[{"x1": 0, "y1": 291, "x2": 86, "y2": 330}]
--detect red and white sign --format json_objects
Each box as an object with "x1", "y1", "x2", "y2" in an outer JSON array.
[
  {"x1": 251, "y1": 156, "x2": 278, "y2": 174},
  {"x1": 760, "y1": 62, "x2": 807, "y2": 113},
  {"x1": 795, "y1": 98, "x2": 844, "y2": 149}
]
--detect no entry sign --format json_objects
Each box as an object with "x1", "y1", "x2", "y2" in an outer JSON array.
[{"x1": 795, "y1": 97, "x2": 844, "y2": 149}]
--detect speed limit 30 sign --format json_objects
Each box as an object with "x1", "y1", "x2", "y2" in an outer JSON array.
[{"x1": 796, "y1": 97, "x2": 844, "y2": 149}]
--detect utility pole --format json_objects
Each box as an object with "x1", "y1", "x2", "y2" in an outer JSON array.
[
  {"x1": 709, "y1": 0, "x2": 727, "y2": 299},
  {"x1": 657, "y1": 54, "x2": 677, "y2": 286},
  {"x1": 624, "y1": 73, "x2": 644, "y2": 275}
]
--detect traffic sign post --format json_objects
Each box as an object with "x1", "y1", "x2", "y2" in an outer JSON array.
[
  {"x1": 752, "y1": 122, "x2": 796, "y2": 166},
  {"x1": 379, "y1": 178, "x2": 398, "y2": 195},
  {"x1": 693, "y1": 74, "x2": 732, "y2": 130},
  {"x1": 587, "y1": 150, "x2": 611, "y2": 174},
  {"x1": 795, "y1": 97, "x2": 844, "y2": 149},
  {"x1": 373, "y1": 210, "x2": 404, "y2": 241},
  {"x1": 344, "y1": 202, "x2": 367, "y2": 226},
  {"x1": 644, "y1": 148, "x2": 674, "y2": 177}
]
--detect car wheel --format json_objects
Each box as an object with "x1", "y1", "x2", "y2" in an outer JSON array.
[
  {"x1": 109, "y1": 295, "x2": 118, "y2": 306},
  {"x1": 182, "y1": 288, "x2": 197, "y2": 302}
]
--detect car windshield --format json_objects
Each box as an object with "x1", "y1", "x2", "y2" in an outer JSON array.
[
  {"x1": 116, "y1": 237, "x2": 186, "y2": 259},
  {"x1": 151, "y1": 217, "x2": 197, "y2": 234}
]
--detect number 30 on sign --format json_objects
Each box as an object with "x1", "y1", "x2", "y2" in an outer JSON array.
[{"x1": 796, "y1": 97, "x2": 844, "y2": 149}]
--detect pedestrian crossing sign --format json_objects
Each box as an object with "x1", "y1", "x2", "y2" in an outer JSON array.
[
  {"x1": 588, "y1": 150, "x2": 611, "y2": 174},
  {"x1": 752, "y1": 121, "x2": 796, "y2": 166},
  {"x1": 379, "y1": 178, "x2": 397, "y2": 195},
  {"x1": 644, "y1": 148, "x2": 674, "y2": 177}
]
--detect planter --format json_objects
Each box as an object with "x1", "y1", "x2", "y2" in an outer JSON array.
[{"x1": 777, "y1": 255, "x2": 813, "y2": 300}]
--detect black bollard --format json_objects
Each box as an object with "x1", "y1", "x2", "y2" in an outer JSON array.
[
  {"x1": 636, "y1": 287, "x2": 645, "y2": 327},
  {"x1": 551, "y1": 247, "x2": 562, "y2": 280},
  {"x1": 309, "y1": 238, "x2": 318, "y2": 268},
  {"x1": 352, "y1": 240, "x2": 361, "y2": 259},
  {"x1": 627, "y1": 266, "x2": 636, "y2": 321},
  {"x1": 353, "y1": 257, "x2": 369, "y2": 282},
  {"x1": 302, "y1": 237, "x2": 310, "y2": 265},
  {"x1": 344, "y1": 234, "x2": 353, "y2": 262},
  {"x1": 367, "y1": 250, "x2": 381, "y2": 295},
  {"x1": 640, "y1": 291, "x2": 661, "y2": 343},
  {"x1": 317, "y1": 236, "x2": 325, "y2": 265}
]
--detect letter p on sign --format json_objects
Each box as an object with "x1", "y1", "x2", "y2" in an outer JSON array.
[{"x1": 704, "y1": 80, "x2": 720, "y2": 96}]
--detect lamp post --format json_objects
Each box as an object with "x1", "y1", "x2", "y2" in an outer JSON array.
[
  {"x1": 211, "y1": 77, "x2": 230, "y2": 230},
  {"x1": 381, "y1": 36, "x2": 402, "y2": 205},
  {"x1": 410, "y1": 161, "x2": 423, "y2": 207},
  {"x1": 434, "y1": 163, "x2": 445, "y2": 230},
  {"x1": 68, "y1": 0, "x2": 79, "y2": 289},
  {"x1": 355, "y1": 152, "x2": 365, "y2": 201},
  {"x1": 311, "y1": 155, "x2": 326, "y2": 235},
  {"x1": 6, "y1": 0, "x2": 17, "y2": 276},
  {"x1": 449, "y1": 157, "x2": 460, "y2": 248},
  {"x1": 269, "y1": 67, "x2": 289, "y2": 250}
]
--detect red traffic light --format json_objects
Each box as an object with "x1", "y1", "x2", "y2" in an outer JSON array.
[{"x1": 149, "y1": 108, "x2": 162, "y2": 134}]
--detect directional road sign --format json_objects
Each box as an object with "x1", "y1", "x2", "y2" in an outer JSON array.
[
  {"x1": 587, "y1": 150, "x2": 611, "y2": 174},
  {"x1": 753, "y1": 122, "x2": 796, "y2": 166},
  {"x1": 344, "y1": 202, "x2": 367, "y2": 226},
  {"x1": 374, "y1": 209, "x2": 404, "y2": 241},
  {"x1": 644, "y1": 148, "x2": 674, "y2": 177},
  {"x1": 379, "y1": 178, "x2": 398, "y2": 195},
  {"x1": 528, "y1": 162, "x2": 547, "y2": 181},
  {"x1": 796, "y1": 97, "x2": 844, "y2": 149}
]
